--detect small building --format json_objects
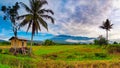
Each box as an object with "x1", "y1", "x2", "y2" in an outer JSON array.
[{"x1": 9, "y1": 37, "x2": 27, "y2": 48}]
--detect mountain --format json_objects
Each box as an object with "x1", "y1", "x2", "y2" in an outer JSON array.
[
  {"x1": 0, "y1": 39, "x2": 7, "y2": 42},
  {"x1": 50, "y1": 35, "x2": 95, "y2": 44}
]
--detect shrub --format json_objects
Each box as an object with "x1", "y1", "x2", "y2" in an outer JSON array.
[
  {"x1": 94, "y1": 35, "x2": 107, "y2": 45},
  {"x1": 1, "y1": 49, "x2": 9, "y2": 54},
  {"x1": 67, "y1": 54, "x2": 76, "y2": 59},
  {"x1": 0, "y1": 49, "x2": 2, "y2": 53},
  {"x1": 49, "y1": 54, "x2": 58, "y2": 60},
  {"x1": 107, "y1": 45, "x2": 120, "y2": 54},
  {"x1": 94, "y1": 53, "x2": 107, "y2": 58},
  {"x1": 43, "y1": 39, "x2": 55, "y2": 46}
]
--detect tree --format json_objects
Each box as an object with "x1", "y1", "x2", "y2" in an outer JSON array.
[
  {"x1": 94, "y1": 35, "x2": 107, "y2": 45},
  {"x1": 100, "y1": 19, "x2": 113, "y2": 45},
  {"x1": 1, "y1": 2, "x2": 20, "y2": 54},
  {"x1": 113, "y1": 41, "x2": 118, "y2": 44},
  {"x1": 1, "y1": 2, "x2": 20, "y2": 37},
  {"x1": 18, "y1": 0, "x2": 54, "y2": 54},
  {"x1": 44, "y1": 39, "x2": 55, "y2": 46}
]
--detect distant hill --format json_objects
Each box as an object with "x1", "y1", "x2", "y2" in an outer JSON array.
[
  {"x1": 0, "y1": 39, "x2": 8, "y2": 42},
  {"x1": 50, "y1": 35, "x2": 95, "y2": 44}
]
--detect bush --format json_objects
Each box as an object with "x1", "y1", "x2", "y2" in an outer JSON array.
[
  {"x1": 94, "y1": 35, "x2": 107, "y2": 45},
  {"x1": 0, "y1": 49, "x2": 2, "y2": 53},
  {"x1": 43, "y1": 39, "x2": 55, "y2": 46},
  {"x1": 107, "y1": 45, "x2": 120, "y2": 54},
  {"x1": 0, "y1": 42, "x2": 10, "y2": 46},
  {"x1": 66, "y1": 54, "x2": 76, "y2": 59},
  {"x1": 95, "y1": 53, "x2": 107, "y2": 58},
  {"x1": 1, "y1": 49, "x2": 9, "y2": 54}
]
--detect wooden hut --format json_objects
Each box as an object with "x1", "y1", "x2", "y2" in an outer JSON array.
[{"x1": 9, "y1": 37, "x2": 27, "y2": 48}]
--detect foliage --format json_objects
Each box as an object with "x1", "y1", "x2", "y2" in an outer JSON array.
[
  {"x1": 94, "y1": 53, "x2": 107, "y2": 58},
  {"x1": 94, "y1": 35, "x2": 107, "y2": 45},
  {"x1": 107, "y1": 45, "x2": 120, "y2": 54},
  {"x1": 1, "y1": 2, "x2": 20, "y2": 37},
  {"x1": 100, "y1": 19, "x2": 113, "y2": 45},
  {"x1": 18, "y1": 0, "x2": 54, "y2": 54},
  {"x1": 43, "y1": 39, "x2": 55, "y2": 46},
  {"x1": 1, "y1": 49, "x2": 9, "y2": 54},
  {"x1": 0, "y1": 64, "x2": 10, "y2": 68},
  {"x1": 0, "y1": 45, "x2": 120, "y2": 67},
  {"x1": 113, "y1": 41, "x2": 118, "y2": 44},
  {"x1": 0, "y1": 42, "x2": 10, "y2": 46},
  {"x1": 0, "y1": 49, "x2": 2, "y2": 53}
]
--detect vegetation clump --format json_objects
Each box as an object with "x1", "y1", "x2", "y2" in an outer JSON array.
[
  {"x1": 107, "y1": 45, "x2": 120, "y2": 54},
  {"x1": 43, "y1": 39, "x2": 55, "y2": 46},
  {"x1": 94, "y1": 35, "x2": 107, "y2": 46}
]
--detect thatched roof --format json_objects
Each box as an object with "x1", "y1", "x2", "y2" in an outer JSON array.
[{"x1": 9, "y1": 36, "x2": 27, "y2": 41}]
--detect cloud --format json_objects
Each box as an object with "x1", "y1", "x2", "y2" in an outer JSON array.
[
  {"x1": 46, "y1": 0, "x2": 113, "y2": 37},
  {"x1": 1, "y1": 0, "x2": 120, "y2": 41},
  {"x1": 65, "y1": 39, "x2": 81, "y2": 43},
  {"x1": 65, "y1": 39, "x2": 94, "y2": 43}
]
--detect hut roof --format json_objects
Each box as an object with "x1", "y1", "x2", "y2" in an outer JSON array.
[{"x1": 9, "y1": 37, "x2": 27, "y2": 41}]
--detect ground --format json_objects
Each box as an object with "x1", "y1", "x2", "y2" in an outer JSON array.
[{"x1": 0, "y1": 45, "x2": 120, "y2": 68}]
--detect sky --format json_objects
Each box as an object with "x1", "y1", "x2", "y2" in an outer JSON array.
[{"x1": 0, "y1": 0, "x2": 120, "y2": 42}]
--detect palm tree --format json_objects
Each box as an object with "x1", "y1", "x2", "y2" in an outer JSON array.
[
  {"x1": 100, "y1": 19, "x2": 113, "y2": 44},
  {"x1": 18, "y1": 0, "x2": 54, "y2": 54}
]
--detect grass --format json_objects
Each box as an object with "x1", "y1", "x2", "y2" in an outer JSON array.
[
  {"x1": 0, "y1": 64, "x2": 11, "y2": 68},
  {"x1": 0, "y1": 45, "x2": 120, "y2": 68}
]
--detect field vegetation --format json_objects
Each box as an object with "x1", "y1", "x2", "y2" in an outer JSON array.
[{"x1": 0, "y1": 44, "x2": 120, "y2": 68}]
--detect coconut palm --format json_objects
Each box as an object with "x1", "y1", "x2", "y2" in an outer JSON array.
[
  {"x1": 18, "y1": 0, "x2": 54, "y2": 54},
  {"x1": 100, "y1": 19, "x2": 113, "y2": 44}
]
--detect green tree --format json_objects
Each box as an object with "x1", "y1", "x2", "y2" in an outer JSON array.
[
  {"x1": 1, "y1": 2, "x2": 20, "y2": 54},
  {"x1": 18, "y1": 0, "x2": 54, "y2": 54},
  {"x1": 94, "y1": 35, "x2": 107, "y2": 45},
  {"x1": 44, "y1": 39, "x2": 55, "y2": 46},
  {"x1": 1, "y1": 2, "x2": 20, "y2": 37},
  {"x1": 113, "y1": 41, "x2": 118, "y2": 44},
  {"x1": 100, "y1": 19, "x2": 113, "y2": 45}
]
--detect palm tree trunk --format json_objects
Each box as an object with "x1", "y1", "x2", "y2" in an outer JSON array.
[
  {"x1": 30, "y1": 34, "x2": 33, "y2": 55},
  {"x1": 106, "y1": 30, "x2": 108, "y2": 45}
]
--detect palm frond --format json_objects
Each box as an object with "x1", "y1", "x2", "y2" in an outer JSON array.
[
  {"x1": 19, "y1": 15, "x2": 32, "y2": 27},
  {"x1": 40, "y1": 0, "x2": 48, "y2": 7},
  {"x1": 26, "y1": 20, "x2": 32, "y2": 32},
  {"x1": 40, "y1": 15, "x2": 54, "y2": 23},
  {"x1": 38, "y1": 9, "x2": 54, "y2": 15},
  {"x1": 100, "y1": 19, "x2": 113, "y2": 30},
  {"x1": 17, "y1": 14, "x2": 32, "y2": 20},
  {"x1": 100, "y1": 26, "x2": 105, "y2": 29},
  {"x1": 37, "y1": 15, "x2": 48, "y2": 30},
  {"x1": 19, "y1": 2, "x2": 32, "y2": 13}
]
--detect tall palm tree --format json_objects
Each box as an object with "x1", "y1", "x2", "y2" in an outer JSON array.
[
  {"x1": 100, "y1": 19, "x2": 113, "y2": 44},
  {"x1": 18, "y1": 0, "x2": 54, "y2": 54}
]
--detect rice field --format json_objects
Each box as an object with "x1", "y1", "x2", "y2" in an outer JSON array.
[{"x1": 0, "y1": 45, "x2": 120, "y2": 68}]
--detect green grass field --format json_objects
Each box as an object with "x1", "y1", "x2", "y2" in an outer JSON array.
[{"x1": 0, "y1": 45, "x2": 120, "y2": 68}]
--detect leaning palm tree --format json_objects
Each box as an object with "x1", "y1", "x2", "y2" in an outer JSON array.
[
  {"x1": 100, "y1": 19, "x2": 113, "y2": 45},
  {"x1": 18, "y1": 0, "x2": 54, "y2": 54}
]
